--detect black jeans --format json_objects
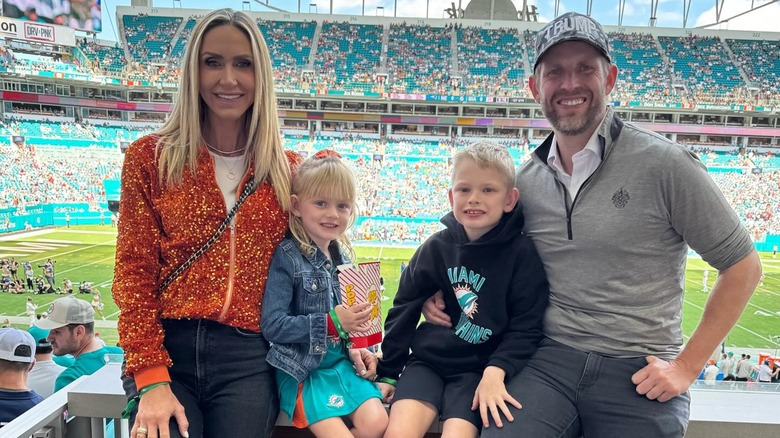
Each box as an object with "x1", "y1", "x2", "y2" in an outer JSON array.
[{"x1": 122, "y1": 319, "x2": 279, "y2": 438}]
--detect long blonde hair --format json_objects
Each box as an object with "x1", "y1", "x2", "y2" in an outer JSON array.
[
  {"x1": 289, "y1": 153, "x2": 357, "y2": 259},
  {"x1": 155, "y1": 8, "x2": 291, "y2": 210}
]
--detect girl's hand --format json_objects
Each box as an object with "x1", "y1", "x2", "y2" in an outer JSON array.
[
  {"x1": 335, "y1": 302, "x2": 372, "y2": 332},
  {"x1": 377, "y1": 382, "x2": 395, "y2": 404},
  {"x1": 471, "y1": 366, "x2": 521, "y2": 429}
]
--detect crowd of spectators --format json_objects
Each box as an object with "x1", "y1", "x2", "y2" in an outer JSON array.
[
  {"x1": 1, "y1": 125, "x2": 780, "y2": 243},
  {"x1": 386, "y1": 23, "x2": 454, "y2": 95},
  {"x1": 5, "y1": 13, "x2": 780, "y2": 104},
  {"x1": 123, "y1": 15, "x2": 182, "y2": 64},
  {"x1": 710, "y1": 171, "x2": 780, "y2": 242},
  {"x1": 314, "y1": 21, "x2": 383, "y2": 92},
  {"x1": 456, "y1": 26, "x2": 529, "y2": 97}
]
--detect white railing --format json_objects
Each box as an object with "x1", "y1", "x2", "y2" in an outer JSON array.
[
  {"x1": 2, "y1": 364, "x2": 779, "y2": 438},
  {"x1": 0, "y1": 363, "x2": 126, "y2": 438}
]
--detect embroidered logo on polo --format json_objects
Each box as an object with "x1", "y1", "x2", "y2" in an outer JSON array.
[
  {"x1": 612, "y1": 187, "x2": 630, "y2": 209},
  {"x1": 447, "y1": 266, "x2": 493, "y2": 345}
]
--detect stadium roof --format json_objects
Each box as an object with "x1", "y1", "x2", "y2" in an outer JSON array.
[
  {"x1": 423, "y1": 0, "x2": 779, "y2": 27},
  {"x1": 240, "y1": 0, "x2": 778, "y2": 29}
]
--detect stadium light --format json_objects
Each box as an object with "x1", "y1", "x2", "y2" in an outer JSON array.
[
  {"x1": 376, "y1": 6, "x2": 384, "y2": 16},
  {"x1": 242, "y1": 0, "x2": 251, "y2": 10},
  {"x1": 309, "y1": 3, "x2": 317, "y2": 13}
]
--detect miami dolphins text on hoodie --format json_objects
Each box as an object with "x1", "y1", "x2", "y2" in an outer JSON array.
[{"x1": 377, "y1": 205, "x2": 550, "y2": 381}]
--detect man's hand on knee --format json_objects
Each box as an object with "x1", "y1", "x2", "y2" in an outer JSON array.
[
  {"x1": 421, "y1": 290, "x2": 451, "y2": 327},
  {"x1": 631, "y1": 356, "x2": 698, "y2": 402}
]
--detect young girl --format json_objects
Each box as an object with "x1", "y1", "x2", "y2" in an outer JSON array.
[{"x1": 262, "y1": 150, "x2": 388, "y2": 438}]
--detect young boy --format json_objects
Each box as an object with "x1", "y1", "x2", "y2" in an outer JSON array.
[{"x1": 377, "y1": 141, "x2": 549, "y2": 438}]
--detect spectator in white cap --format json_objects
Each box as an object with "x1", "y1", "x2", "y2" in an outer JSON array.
[
  {"x1": 34, "y1": 296, "x2": 123, "y2": 391},
  {"x1": 0, "y1": 327, "x2": 44, "y2": 424}
]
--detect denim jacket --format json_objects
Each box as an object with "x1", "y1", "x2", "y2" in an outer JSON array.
[{"x1": 261, "y1": 237, "x2": 348, "y2": 382}]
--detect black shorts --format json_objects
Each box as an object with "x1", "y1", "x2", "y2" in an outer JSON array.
[{"x1": 392, "y1": 357, "x2": 482, "y2": 429}]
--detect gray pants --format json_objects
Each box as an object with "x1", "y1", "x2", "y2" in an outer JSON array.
[{"x1": 481, "y1": 338, "x2": 690, "y2": 438}]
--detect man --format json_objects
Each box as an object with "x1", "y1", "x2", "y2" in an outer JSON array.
[
  {"x1": 0, "y1": 327, "x2": 44, "y2": 424},
  {"x1": 735, "y1": 354, "x2": 753, "y2": 382},
  {"x1": 34, "y1": 296, "x2": 122, "y2": 391},
  {"x1": 721, "y1": 352, "x2": 736, "y2": 381},
  {"x1": 424, "y1": 12, "x2": 760, "y2": 437},
  {"x1": 26, "y1": 326, "x2": 65, "y2": 398},
  {"x1": 38, "y1": 259, "x2": 55, "y2": 289},
  {"x1": 702, "y1": 359, "x2": 719, "y2": 384},
  {"x1": 23, "y1": 261, "x2": 34, "y2": 292}
]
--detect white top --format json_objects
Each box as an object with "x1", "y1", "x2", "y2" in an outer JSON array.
[
  {"x1": 209, "y1": 151, "x2": 247, "y2": 214},
  {"x1": 758, "y1": 364, "x2": 774, "y2": 382},
  {"x1": 703, "y1": 364, "x2": 719, "y2": 382},
  {"x1": 720, "y1": 357, "x2": 735, "y2": 375},
  {"x1": 27, "y1": 359, "x2": 65, "y2": 398},
  {"x1": 547, "y1": 128, "x2": 603, "y2": 200}
]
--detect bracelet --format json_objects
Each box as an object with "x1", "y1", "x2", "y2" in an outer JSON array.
[
  {"x1": 329, "y1": 307, "x2": 349, "y2": 340},
  {"x1": 377, "y1": 377, "x2": 397, "y2": 386},
  {"x1": 121, "y1": 381, "x2": 170, "y2": 419}
]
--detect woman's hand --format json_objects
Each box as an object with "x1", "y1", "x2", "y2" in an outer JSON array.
[
  {"x1": 348, "y1": 348, "x2": 378, "y2": 380},
  {"x1": 334, "y1": 302, "x2": 372, "y2": 332},
  {"x1": 132, "y1": 384, "x2": 189, "y2": 438}
]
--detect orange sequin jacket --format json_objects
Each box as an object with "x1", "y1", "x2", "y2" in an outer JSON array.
[{"x1": 113, "y1": 134, "x2": 300, "y2": 388}]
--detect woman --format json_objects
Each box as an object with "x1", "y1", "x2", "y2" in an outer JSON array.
[
  {"x1": 113, "y1": 9, "x2": 297, "y2": 438},
  {"x1": 91, "y1": 287, "x2": 105, "y2": 320}
]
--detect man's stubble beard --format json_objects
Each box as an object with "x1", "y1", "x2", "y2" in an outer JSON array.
[{"x1": 543, "y1": 91, "x2": 606, "y2": 137}]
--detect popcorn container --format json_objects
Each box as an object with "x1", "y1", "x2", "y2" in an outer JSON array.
[{"x1": 338, "y1": 261, "x2": 383, "y2": 348}]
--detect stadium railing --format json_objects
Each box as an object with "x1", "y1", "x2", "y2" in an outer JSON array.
[{"x1": 1, "y1": 362, "x2": 778, "y2": 438}]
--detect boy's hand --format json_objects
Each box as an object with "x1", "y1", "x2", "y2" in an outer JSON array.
[
  {"x1": 335, "y1": 302, "x2": 372, "y2": 332},
  {"x1": 377, "y1": 382, "x2": 395, "y2": 404},
  {"x1": 471, "y1": 366, "x2": 521, "y2": 429}
]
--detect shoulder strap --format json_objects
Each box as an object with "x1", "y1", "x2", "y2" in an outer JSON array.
[{"x1": 159, "y1": 176, "x2": 256, "y2": 291}]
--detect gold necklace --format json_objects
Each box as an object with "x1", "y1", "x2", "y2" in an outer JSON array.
[
  {"x1": 204, "y1": 140, "x2": 248, "y2": 156},
  {"x1": 212, "y1": 152, "x2": 246, "y2": 180}
]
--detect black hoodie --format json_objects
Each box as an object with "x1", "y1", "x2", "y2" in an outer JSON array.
[{"x1": 377, "y1": 205, "x2": 550, "y2": 381}]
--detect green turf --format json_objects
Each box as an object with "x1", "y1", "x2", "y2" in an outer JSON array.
[{"x1": 2, "y1": 226, "x2": 779, "y2": 351}]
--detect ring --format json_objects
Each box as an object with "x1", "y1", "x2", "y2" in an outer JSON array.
[{"x1": 136, "y1": 427, "x2": 148, "y2": 436}]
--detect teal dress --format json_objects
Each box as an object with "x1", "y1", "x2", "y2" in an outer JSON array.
[{"x1": 276, "y1": 337, "x2": 382, "y2": 427}]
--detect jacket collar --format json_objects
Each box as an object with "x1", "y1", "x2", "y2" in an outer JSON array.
[{"x1": 302, "y1": 241, "x2": 346, "y2": 271}]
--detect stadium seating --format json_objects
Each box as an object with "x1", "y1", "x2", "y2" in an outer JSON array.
[
  {"x1": 123, "y1": 15, "x2": 183, "y2": 64},
  {"x1": 658, "y1": 35, "x2": 745, "y2": 98},
  {"x1": 170, "y1": 17, "x2": 198, "y2": 62},
  {"x1": 386, "y1": 23, "x2": 453, "y2": 94},
  {"x1": 6, "y1": 13, "x2": 780, "y2": 104},
  {"x1": 314, "y1": 22, "x2": 383, "y2": 93},
  {"x1": 726, "y1": 38, "x2": 780, "y2": 106},
  {"x1": 3, "y1": 118, "x2": 780, "y2": 243},
  {"x1": 457, "y1": 26, "x2": 526, "y2": 97}
]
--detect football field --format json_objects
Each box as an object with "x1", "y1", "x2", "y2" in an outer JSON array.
[{"x1": 1, "y1": 226, "x2": 779, "y2": 353}]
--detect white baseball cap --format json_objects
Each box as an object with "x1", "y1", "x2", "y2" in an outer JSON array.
[{"x1": 0, "y1": 327, "x2": 36, "y2": 363}]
